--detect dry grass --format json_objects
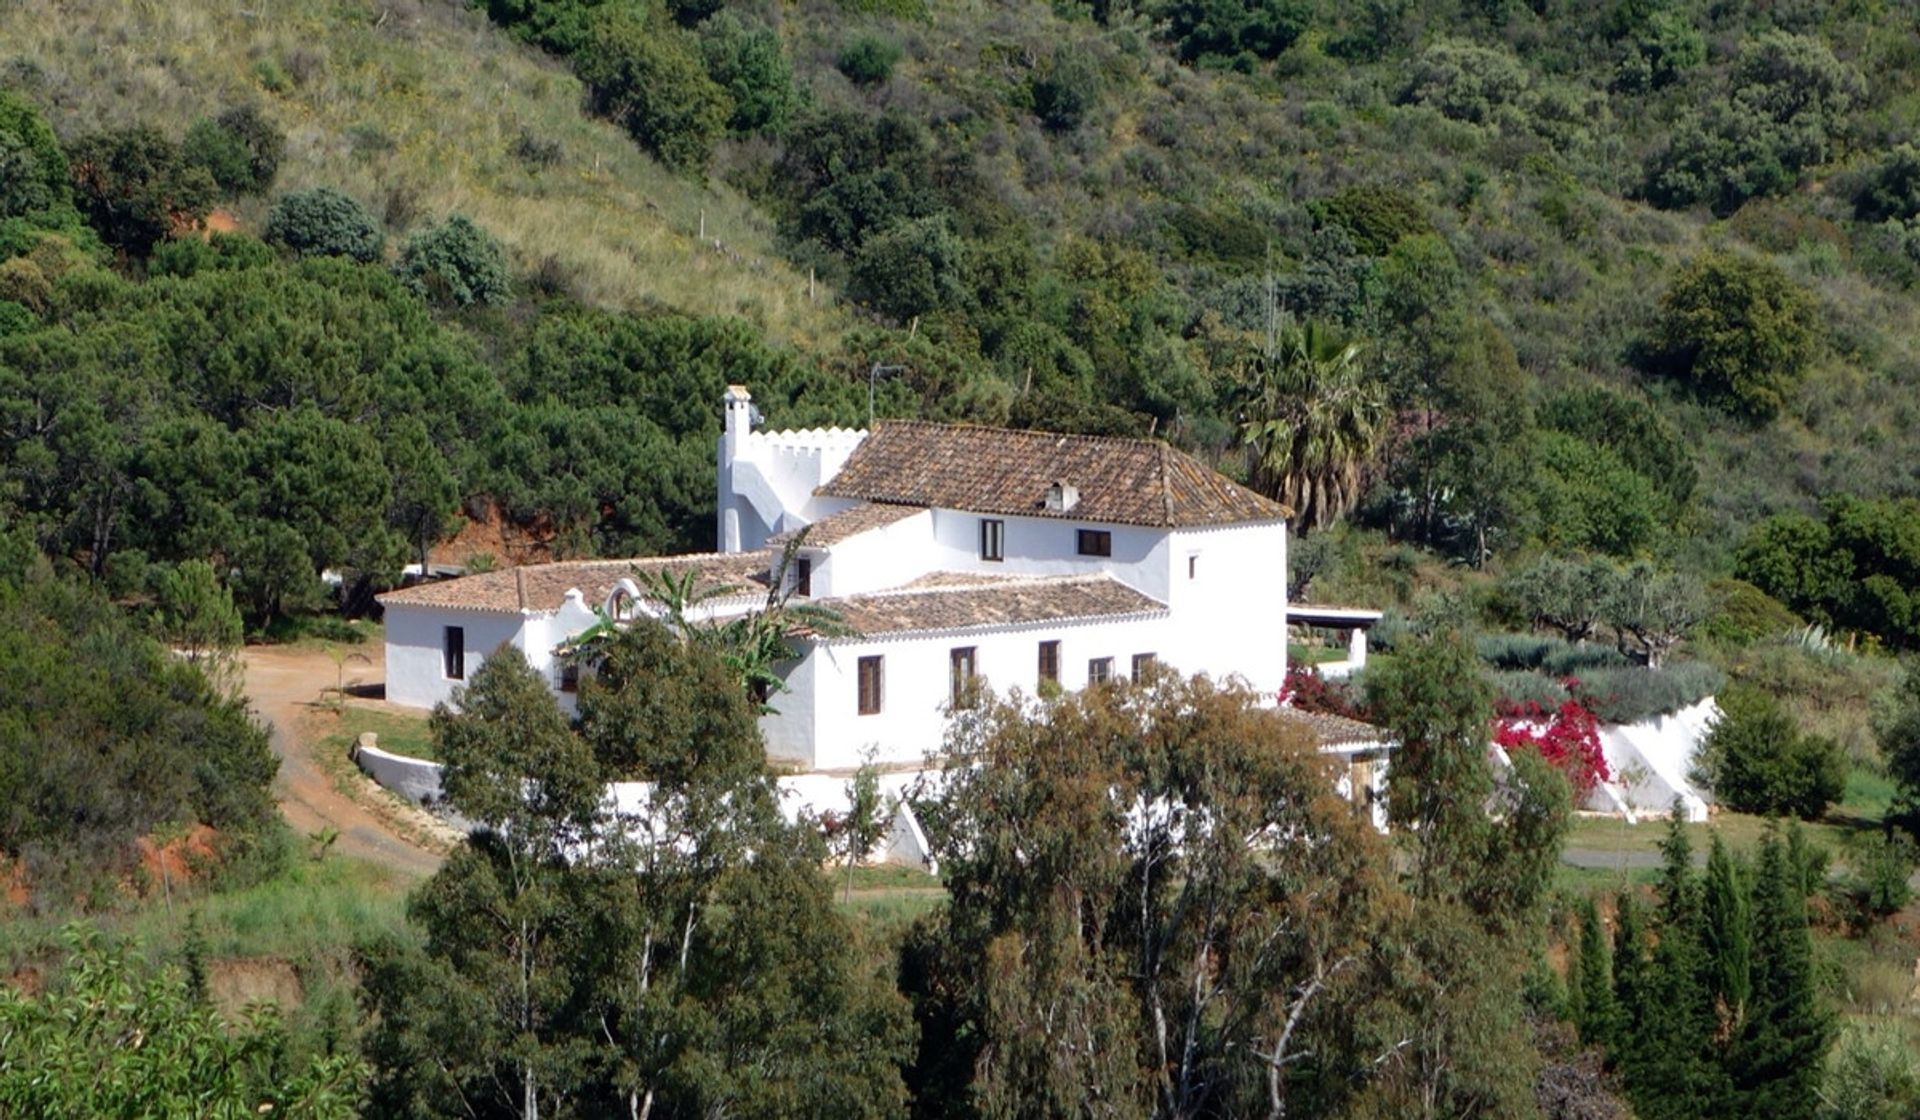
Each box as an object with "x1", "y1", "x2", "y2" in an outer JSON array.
[{"x1": 0, "y1": 0, "x2": 847, "y2": 346}]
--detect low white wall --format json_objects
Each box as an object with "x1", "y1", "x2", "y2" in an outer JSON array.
[
  {"x1": 353, "y1": 743, "x2": 446, "y2": 807},
  {"x1": 1588, "y1": 698, "x2": 1718, "y2": 823}
]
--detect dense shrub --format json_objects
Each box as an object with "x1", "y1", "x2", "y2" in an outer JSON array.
[
  {"x1": 1311, "y1": 183, "x2": 1432, "y2": 257},
  {"x1": 1030, "y1": 47, "x2": 1103, "y2": 132},
  {"x1": 0, "y1": 90, "x2": 73, "y2": 219},
  {"x1": 1570, "y1": 661, "x2": 1724, "y2": 725},
  {"x1": 1403, "y1": 39, "x2": 1530, "y2": 125},
  {"x1": 265, "y1": 186, "x2": 384, "y2": 262},
  {"x1": 848, "y1": 214, "x2": 970, "y2": 321},
  {"x1": 1540, "y1": 385, "x2": 1695, "y2": 509},
  {"x1": 66, "y1": 126, "x2": 216, "y2": 256},
  {"x1": 1650, "y1": 251, "x2": 1818, "y2": 422},
  {"x1": 577, "y1": 6, "x2": 732, "y2": 172},
  {"x1": 1160, "y1": 0, "x2": 1312, "y2": 66},
  {"x1": 1693, "y1": 684, "x2": 1845, "y2": 818},
  {"x1": 400, "y1": 214, "x2": 511, "y2": 308},
  {"x1": 837, "y1": 34, "x2": 901, "y2": 86},
  {"x1": 1531, "y1": 430, "x2": 1664, "y2": 556},
  {"x1": 1736, "y1": 497, "x2": 1920, "y2": 649},
  {"x1": 697, "y1": 12, "x2": 800, "y2": 134},
  {"x1": 183, "y1": 104, "x2": 284, "y2": 196},
  {"x1": 1854, "y1": 143, "x2": 1920, "y2": 222},
  {"x1": 1700, "y1": 578, "x2": 1803, "y2": 645},
  {"x1": 0, "y1": 568, "x2": 281, "y2": 901}
]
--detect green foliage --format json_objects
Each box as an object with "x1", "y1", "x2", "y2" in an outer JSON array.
[
  {"x1": 1159, "y1": 0, "x2": 1313, "y2": 66},
  {"x1": 1531, "y1": 430, "x2": 1665, "y2": 556},
  {"x1": 1029, "y1": 46, "x2": 1102, "y2": 132},
  {"x1": 150, "y1": 558, "x2": 244, "y2": 682},
  {"x1": 1312, "y1": 184, "x2": 1432, "y2": 257},
  {"x1": 1738, "y1": 497, "x2": 1920, "y2": 649},
  {"x1": 1735, "y1": 824, "x2": 1831, "y2": 1116},
  {"x1": 1880, "y1": 664, "x2": 1920, "y2": 821},
  {"x1": 1695, "y1": 685, "x2": 1846, "y2": 819},
  {"x1": 67, "y1": 125, "x2": 216, "y2": 256},
  {"x1": 1853, "y1": 143, "x2": 1920, "y2": 222},
  {"x1": 370, "y1": 625, "x2": 910, "y2": 1118},
  {"x1": 1829, "y1": 831, "x2": 1915, "y2": 931},
  {"x1": 1240, "y1": 319, "x2": 1389, "y2": 531},
  {"x1": 1403, "y1": 38, "x2": 1530, "y2": 125},
  {"x1": 1564, "y1": 662, "x2": 1724, "y2": 724},
  {"x1": 264, "y1": 186, "x2": 384, "y2": 262},
  {"x1": 1702, "y1": 578, "x2": 1804, "y2": 646},
  {"x1": 1572, "y1": 895, "x2": 1617, "y2": 1048},
  {"x1": 1818, "y1": 1022, "x2": 1920, "y2": 1120},
  {"x1": 576, "y1": 6, "x2": 732, "y2": 172},
  {"x1": 910, "y1": 671, "x2": 1398, "y2": 1118},
  {"x1": 696, "y1": 12, "x2": 800, "y2": 134},
  {"x1": 837, "y1": 33, "x2": 902, "y2": 86},
  {"x1": 0, "y1": 567, "x2": 278, "y2": 903},
  {"x1": 1651, "y1": 251, "x2": 1818, "y2": 422},
  {"x1": 0, "y1": 90, "x2": 74, "y2": 219},
  {"x1": 183, "y1": 104, "x2": 285, "y2": 196},
  {"x1": 0, "y1": 924, "x2": 366, "y2": 1117},
  {"x1": 1539, "y1": 385, "x2": 1696, "y2": 511},
  {"x1": 399, "y1": 213, "x2": 511, "y2": 308},
  {"x1": 849, "y1": 213, "x2": 971, "y2": 321}
]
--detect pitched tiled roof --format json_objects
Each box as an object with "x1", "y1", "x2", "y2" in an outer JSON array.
[
  {"x1": 1274, "y1": 707, "x2": 1386, "y2": 749},
  {"x1": 768, "y1": 502, "x2": 923, "y2": 548},
  {"x1": 816, "y1": 420, "x2": 1288, "y2": 527},
  {"x1": 820, "y1": 575, "x2": 1166, "y2": 637},
  {"x1": 377, "y1": 554, "x2": 770, "y2": 614}
]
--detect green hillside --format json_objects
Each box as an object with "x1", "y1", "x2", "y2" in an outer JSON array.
[{"x1": 0, "y1": 0, "x2": 842, "y2": 344}]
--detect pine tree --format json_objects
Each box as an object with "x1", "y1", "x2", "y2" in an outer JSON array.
[
  {"x1": 1700, "y1": 832, "x2": 1751, "y2": 1032},
  {"x1": 1573, "y1": 895, "x2": 1617, "y2": 1049},
  {"x1": 1732, "y1": 827, "x2": 1830, "y2": 1119}
]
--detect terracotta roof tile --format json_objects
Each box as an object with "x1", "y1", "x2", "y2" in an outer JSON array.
[
  {"x1": 1274, "y1": 706, "x2": 1386, "y2": 749},
  {"x1": 817, "y1": 421, "x2": 1288, "y2": 527},
  {"x1": 820, "y1": 575, "x2": 1166, "y2": 637},
  {"x1": 377, "y1": 554, "x2": 770, "y2": 614},
  {"x1": 768, "y1": 502, "x2": 923, "y2": 548}
]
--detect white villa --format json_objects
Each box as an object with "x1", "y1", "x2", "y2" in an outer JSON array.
[{"x1": 377, "y1": 388, "x2": 1388, "y2": 791}]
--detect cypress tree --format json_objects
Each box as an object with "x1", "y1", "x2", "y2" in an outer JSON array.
[
  {"x1": 1701, "y1": 832, "x2": 1751, "y2": 1031},
  {"x1": 1656, "y1": 803, "x2": 1698, "y2": 930},
  {"x1": 1611, "y1": 892, "x2": 1650, "y2": 1063},
  {"x1": 1624, "y1": 808, "x2": 1733, "y2": 1118},
  {"x1": 1574, "y1": 895, "x2": 1618, "y2": 1048},
  {"x1": 1732, "y1": 827, "x2": 1830, "y2": 1119}
]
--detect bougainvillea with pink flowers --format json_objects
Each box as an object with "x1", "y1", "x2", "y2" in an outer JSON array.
[
  {"x1": 1278, "y1": 664, "x2": 1371, "y2": 722},
  {"x1": 1492, "y1": 695, "x2": 1610, "y2": 797}
]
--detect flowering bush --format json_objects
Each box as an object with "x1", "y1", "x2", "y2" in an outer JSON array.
[
  {"x1": 1492, "y1": 696, "x2": 1610, "y2": 797},
  {"x1": 1279, "y1": 664, "x2": 1371, "y2": 721}
]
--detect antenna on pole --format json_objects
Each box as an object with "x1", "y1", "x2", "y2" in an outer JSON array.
[{"x1": 867, "y1": 363, "x2": 905, "y2": 428}]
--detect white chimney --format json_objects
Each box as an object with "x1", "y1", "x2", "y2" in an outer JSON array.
[
  {"x1": 1046, "y1": 480, "x2": 1079, "y2": 513},
  {"x1": 718, "y1": 385, "x2": 754, "y2": 553}
]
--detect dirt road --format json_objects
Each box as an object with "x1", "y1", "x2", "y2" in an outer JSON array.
[{"x1": 242, "y1": 644, "x2": 443, "y2": 879}]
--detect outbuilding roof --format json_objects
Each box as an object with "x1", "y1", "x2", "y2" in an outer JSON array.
[
  {"x1": 818, "y1": 574, "x2": 1166, "y2": 637},
  {"x1": 376, "y1": 554, "x2": 770, "y2": 614},
  {"x1": 768, "y1": 502, "x2": 923, "y2": 549},
  {"x1": 816, "y1": 420, "x2": 1288, "y2": 528},
  {"x1": 1274, "y1": 707, "x2": 1386, "y2": 749}
]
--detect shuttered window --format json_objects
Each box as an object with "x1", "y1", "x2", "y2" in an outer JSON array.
[{"x1": 857, "y1": 656, "x2": 883, "y2": 715}]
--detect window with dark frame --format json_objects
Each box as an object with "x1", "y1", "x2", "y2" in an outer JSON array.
[
  {"x1": 950, "y1": 646, "x2": 978, "y2": 708},
  {"x1": 558, "y1": 661, "x2": 579, "y2": 693},
  {"x1": 1088, "y1": 657, "x2": 1113, "y2": 684},
  {"x1": 1038, "y1": 640, "x2": 1060, "y2": 685},
  {"x1": 857, "y1": 655, "x2": 883, "y2": 715},
  {"x1": 1077, "y1": 528, "x2": 1112, "y2": 557},
  {"x1": 1131, "y1": 653, "x2": 1157, "y2": 680},
  {"x1": 443, "y1": 626, "x2": 465, "y2": 681},
  {"x1": 794, "y1": 557, "x2": 812, "y2": 597},
  {"x1": 980, "y1": 518, "x2": 1005, "y2": 562},
  {"x1": 1188, "y1": 554, "x2": 1198, "y2": 580}
]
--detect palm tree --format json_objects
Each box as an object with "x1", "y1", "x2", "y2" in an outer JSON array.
[{"x1": 1238, "y1": 320, "x2": 1389, "y2": 533}]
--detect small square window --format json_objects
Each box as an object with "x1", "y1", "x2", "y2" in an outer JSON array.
[
  {"x1": 1131, "y1": 653, "x2": 1157, "y2": 680},
  {"x1": 1077, "y1": 529, "x2": 1112, "y2": 557},
  {"x1": 443, "y1": 626, "x2": 465, "y2": 681},
  {"x1": 857, "y1": 656, "x2": 883, "y2": 715},
  {"x1": 1088, "y1": 657, "x2": 1113, "y2": 684},
  {"x1": 980, "y1": 518, "x2": 1005, "y2": 562}
]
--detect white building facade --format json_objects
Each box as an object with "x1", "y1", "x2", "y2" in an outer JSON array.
[{"x1": 379, "y1": 388, "x2": 1382, "y2": 780}]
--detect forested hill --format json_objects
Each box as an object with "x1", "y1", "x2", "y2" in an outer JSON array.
[{"x1": 4, "y1": 0, "x2": 1920, "y2": 641}]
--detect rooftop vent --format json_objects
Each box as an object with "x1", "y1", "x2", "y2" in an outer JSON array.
[{"x1": 1046, "y1": 481, "x2": 1080, "y2": 513}]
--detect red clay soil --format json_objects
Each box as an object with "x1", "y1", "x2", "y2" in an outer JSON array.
[
  {"x1": 242, "y1": 644, "x2": 442, "y2": 878},
  {"x1": 134, "y1": 824, "x2": 219, "y2": 895},
  {"x1": 0, "y1": 856, "x2": 29, "y2": 908},
  {"x1": 427, "y1": 499, "x2": 556, "y2": 569}
]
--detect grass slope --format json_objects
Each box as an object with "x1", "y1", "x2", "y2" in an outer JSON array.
[{"x1": 0, "y1": 0, "x2": 845, "y2": 346}]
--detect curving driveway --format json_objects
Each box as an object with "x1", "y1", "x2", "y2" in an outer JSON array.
[{"x1": 242, "y1": 644, "x2": 443, "y2": 879}]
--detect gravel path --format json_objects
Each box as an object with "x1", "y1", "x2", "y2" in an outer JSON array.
[{"x1": 243, "y1": 644, "x2": 443, "y2": 879}]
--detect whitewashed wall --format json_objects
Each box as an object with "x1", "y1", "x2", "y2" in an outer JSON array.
[
  {"x1": 1166, "y1": 521, "x2": 1289, "y2": 695},
  {"x1": 784, "y1": 613, "x2": 1174, "y2": 771},
  {"x1": 805, "y1": 509, "x2": 936, "y2": 597},
  {"x1": 384, "y1": 605, "x2": 531, "y2": 710}
]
